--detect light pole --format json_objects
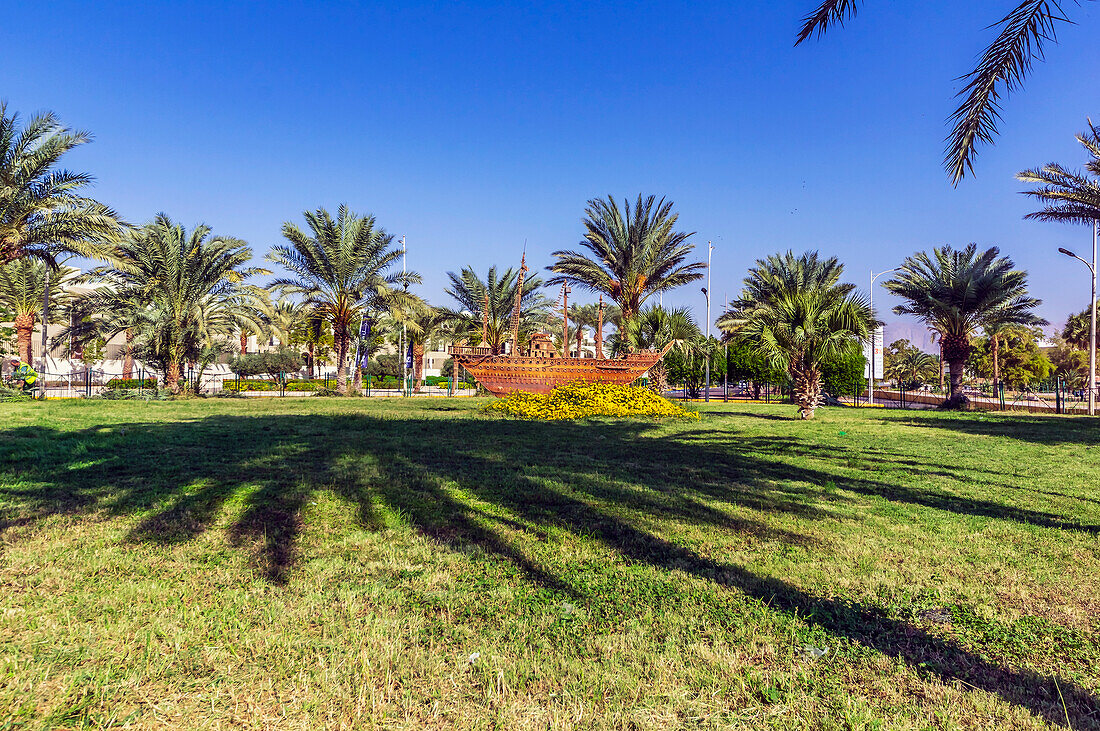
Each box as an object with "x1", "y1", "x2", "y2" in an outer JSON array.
[
  {"x1": 701, "y1": 286, "x2": 710, "y2": 401},
  {"x1": 1058, "y1": 221, "x2": 1097, "y2": 415},
  {"x1": 868, "y1": 267, "x2": 899, "y2": 406},
  {"x1": 703, "y1": 240, "x2": 714, "y2": 402},
  {"x1": 400, "y1": 234, "x2": 408, "y2": 396}
]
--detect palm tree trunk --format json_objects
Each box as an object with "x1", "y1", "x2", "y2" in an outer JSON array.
[
  {"x1": 14, "y1": 312, "x2": 34, "y2": 364},
  {"x1": 647, "y1": 362, "x2": 669, "y2": 394},
  {"x1": 992, "y1": 335, "x2": 1000, "y2": 390},
  {"x1": 122, "y1": 328, "x2": 134, "y2": 380},
  {"x1": 938, "y1": 341, "x2": 945, "y2": 392},
  {"x1": 413, "y1": 343, "x2": 425, "y2": 391},
  {"x1": 307, "y1": 342, "x2": 315, "y2": 379},
  {"x1": 576, "y1": 328, "x2": 583, "y2": 357},
  {"x1": 334, "y1": 324, "x2": 349, "y2": 393},
  {"x1": 940, "y1": 333, "x2": 971, "y2": 406},
  {"x1": 240, "y1": 333, "x2": 248, "y2": 354},
  {"x1": 166, "y1": 360, "x2": 181, "y2": 394},
  {"x1": 793, "y1": 367, "x2": 822, "y2": 419}
]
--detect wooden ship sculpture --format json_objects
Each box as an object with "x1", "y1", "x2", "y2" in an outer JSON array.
[{"x1": 449, "y1": 254, "x2": 673, "y2": 396}]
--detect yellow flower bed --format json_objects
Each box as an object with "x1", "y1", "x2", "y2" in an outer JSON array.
[{"x1": 482, "y1": 380, "x2": 699, "y2": 421}]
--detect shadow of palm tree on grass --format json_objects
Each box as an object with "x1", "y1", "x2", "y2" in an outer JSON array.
[{"x1": 1, "y1": 408, "x2": 1098, "y2": 726}]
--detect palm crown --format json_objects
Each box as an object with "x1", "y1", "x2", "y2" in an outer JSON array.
[
  {"x1": 268, "y1": 206, "x2": 419, "y2": 391},
  {"x1": 884, "y1": 244, "x2": 1043, "y2": 402},
  {"x1": 85, "y1": 214, "x2": 268, "y2": 392},
  {"x1": 0, "y1": 103, "x2": 123, "y2": 264},
  {"x1": 1018, "y1": 120, "x2": 1100, "y2": 226},
  {"x1": 797, "y1": 1, "x2": 1078, "y2": 184},
  {"x1": 547, "y1": 195, "x2": 704, "y2": 327},
  {"x1": 718, "y1": 251, "x2": 872, "y2": 418},
  {"x1": 442, "y1": 265, "x2": 552, "y2": 353}
]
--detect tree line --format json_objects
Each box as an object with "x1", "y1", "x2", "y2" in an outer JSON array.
[{"x1": 4, "y1": 102, "x2": 1096, "y2": 416}]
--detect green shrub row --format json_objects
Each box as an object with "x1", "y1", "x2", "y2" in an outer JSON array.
[
  {"x1": 106, "y1": 378, "x2": 157, "y2": 389},
  {"x1": 223, "y1": 380, "x2": 322, "y2": 392}
]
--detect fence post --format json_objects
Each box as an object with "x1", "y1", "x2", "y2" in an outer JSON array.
[{"x1": 85, "y1": 368, "x2": 90, "y2": 398}]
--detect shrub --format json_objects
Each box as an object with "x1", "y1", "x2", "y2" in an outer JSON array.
[
  {"x1": 223, "y1": 380, "x2": 322, "y2": 392},
  {"x1": 229, "y1": 348, "x2": 303, "y2": 379},
  {"x1": 106, "y1": 378, "x2": 157, "y2": 389},
  {"x1": 483, "y1": 380, "x2": 699, "y2": 421}
]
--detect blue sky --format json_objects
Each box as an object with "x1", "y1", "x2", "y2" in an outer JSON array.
[{"x1": 3, "y1": 1, "x2": 1099, "y2": 339}]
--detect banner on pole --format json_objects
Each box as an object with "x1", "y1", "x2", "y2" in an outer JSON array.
[{"x1": 405, "y1": 343, "x2": 414, "y2": 369}]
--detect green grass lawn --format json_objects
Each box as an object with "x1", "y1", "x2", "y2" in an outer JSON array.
[{"x1": 2, "y1": 398, "x2": 1099, "y2": 729}]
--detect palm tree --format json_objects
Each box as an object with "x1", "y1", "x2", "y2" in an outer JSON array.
[
  {"x1": 267, "y1": 206, "x2": 419, "y2": 393},
  {"x1": 547, "y1": 195, "x2": 704, "y2": 329},
  {"x1": 86, "y1": 215, "x2": 268, "y2": 393},
  {"x1": 884, "y1": 244, "x2": 1044, "y2": 406},
  {"x1": 1063, "y1": 308, "x2": 1095, "y2": 351},
  {"x1": 0, "y1": 259, "x2": 75, "y2": 363},
  {"x1": 398, "y1": 304, "x2": 451, "y2": 391},
  {"x1": 442, "y1": 265, "x2": 552, "y2": 353},
  {"x1": 718, "y1": 251, "x2": 872, "y2": 419},
  {"x1": 0, "y1": 103, "x2": 123, "y2": 264},
  {"x1": 797, "y1": 2, "x2": 1083, "y2": 183},
  {"x1": 1018, "y1": 120, "x2": 1100, "y2": 222},
  {"x1": 568, "y1": 302, "x2": 601, "y2": 356},
  {"x1": 884, "y1": 350, "x2": 939, "y2": 387},
  {"x1": 982, "y1": 321, "x2": 1032, "y2": 389},
  {"x1": 627, "y1": 304, "x2": 701, "y2": 394}
]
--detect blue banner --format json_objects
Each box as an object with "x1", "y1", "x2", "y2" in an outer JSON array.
[
  {"x1": 405, "y1": 342, "x2": 414, "y2": 369},
  {"x1": 359, "y1": 318, "x2": 371, "y2": 339}
]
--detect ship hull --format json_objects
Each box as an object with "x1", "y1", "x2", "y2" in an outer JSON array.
[{"x1": 452, "y1": 352, "x2": 665, "y2": 396}]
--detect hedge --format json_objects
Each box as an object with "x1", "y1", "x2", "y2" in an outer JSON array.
[
  {"x1": 223, "y1": 380, "x2": 322, "y2": 392},
  {"x1": 105, "y1": 378, "x2": 158, "y2": 389}
]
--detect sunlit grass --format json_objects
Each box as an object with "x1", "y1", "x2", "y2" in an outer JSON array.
[{"x1": 1, "y1": 398, "x2": 1098, "y2": 729}]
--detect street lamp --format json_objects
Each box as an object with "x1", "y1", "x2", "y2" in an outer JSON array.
[
  {"x1": 701, "y1": 286, "x2": 710, "y2": 402},
  {"x1": 703, "y1": 240, "x2": 714, "y2": 402},
  {"x1": 1058, "y1": 221, "x2": 1097, "y2": 415},
  {"x1": 868, "y1": 267, "x2": 899, "y2": 406}
]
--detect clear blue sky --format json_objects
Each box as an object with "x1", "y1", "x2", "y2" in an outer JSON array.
[{"x1": 3, "y1": 1, "x2": 1099, "y2": 337}]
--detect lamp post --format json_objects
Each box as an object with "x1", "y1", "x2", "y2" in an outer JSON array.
[
  {"x1": 1058, "y1": 222, "x2": 1097, "y2": 415},
  {"x1": 702, "y1": 240, "x2": 714, "y2": 402},
  {"x1": 400, "y1": 234, "x2": 407, "y2": 396},
  {"x1": 868, "y1": 267, "x2": 899, "y2": 406}
]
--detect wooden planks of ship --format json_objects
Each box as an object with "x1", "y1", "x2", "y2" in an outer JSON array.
[{"x1": 448, "y1": 343, "x2": 673, "y2": 396}]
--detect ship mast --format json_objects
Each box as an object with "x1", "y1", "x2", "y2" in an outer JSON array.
[
  {"x1": 596, "y1": 295, "x2": 604, "y2": 359},
  {"x1": 509, "y1": 252, "x2": 528, "y2": 354},
  {"x1": 561, "y1": 282, "x2": 570, "y2": 357},
  {"x1": 479, "y1": 290, "x2": 489, "y2": 347}
]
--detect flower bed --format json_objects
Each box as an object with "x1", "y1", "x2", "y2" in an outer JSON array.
[{"x1": 483, "y1": 380, "x2": 699, "y2": 421}]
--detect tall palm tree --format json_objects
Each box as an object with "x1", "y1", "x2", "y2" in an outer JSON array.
[
  {"x1": 86, "y1": 215, "x2": 267, "y2": 393},
  {"x1": 1018, "y1": 120, "x2": 1100, "y2": 223},
  {"x1": 718, "y1": 251, "x2": 872, "y2": 419},
  {"x1": 627, "y1": 304, "x2": 701, "y2": 394},
  {"x1": 397, "y1": 304, "x2": 451, "y2": 391},
  {"x1": 0, "y1": 103, "x2": 123, "y2": 264},
  {"x1": 884, "y1": 244, "x2": 1044, "y2": 406},
  {"x1": 547, "y1": 195, "x2": 704, "y2": 328},
  {"x1": 267, "y1": 206, "x2": 419, "y2": 393},
  {"x1": 442, "y1": 265, "x2": 552, "y2": 353},
  {"x1": 1063, "y1": 307, "x2": 1095, "y2": 351},
  {"x1": 0, "y1": 259, "x2": 75, "y2": 363},
  {"x1": 982, "y1": 321, "x2": 1032, "y2": 389},
  {"x1": 797, "y1": 2, "x2": 1083, "y2": 183}
]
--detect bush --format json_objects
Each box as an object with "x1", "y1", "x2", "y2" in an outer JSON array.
[
  {"x1": 229, "y1": 348, "x2": 303, "y2": 379},
  {"x1": 223, "y1": 380, "x2": 322, "y2": 392},
  {"x1": 106, "y1": 378, "x2": 157, "y2": 389},
  {"x1": 483, "y1": 381, "x2": 699, "y2": 421}
]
